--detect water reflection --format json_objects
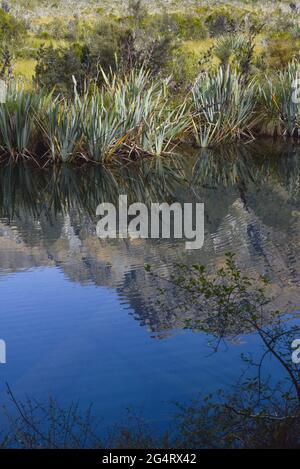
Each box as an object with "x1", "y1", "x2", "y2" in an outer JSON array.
[{"x1": 1, "y1": 141, "x2": 300, "y2": 335}]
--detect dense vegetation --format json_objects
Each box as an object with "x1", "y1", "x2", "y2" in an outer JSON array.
[{"x1": 0, "y1": 0, "x2": 300, "y2": 162}]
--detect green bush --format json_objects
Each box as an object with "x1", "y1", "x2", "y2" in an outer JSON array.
[
  {"x1": 167, "y1": 45, "x2": 200, "y2": 88},
  {"x1": 197, "y1": 6, "x2": 260, "y2": 37},
  {"x1": 203, "y1": 7, "x2": 239, "y2": 36},
  {"x1": 35, "y1": 44, "x2": 88, "y2": 95},
  {"x1": 263, "y1": 32, "x2": 299, "y2": 70},
  {"x1": 34, "y1": 20, "x2": 122, "y2": 94},
  {"x1": 0, "y1": 7, "x2": 27, "y2": 44}
]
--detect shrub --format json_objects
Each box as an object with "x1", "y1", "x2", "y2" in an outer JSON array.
[
  {"x1": 34, "y1": 37, "x2": 119, "y2": 95},
  {"x1": 0, "y1": 7, "x2": 27, "y2": 44},
  {"x1": 119, "y1": 28, "x2": 175, "y2": 77},
  {"x1": 141, "y1": 12, "x2": 208, "y2": 40},
  {"x1": 167, "y1": 45, "x2": 200, "y2": 89},
  {"x1": 35, "y1": 45, "x2": 85, "y2": 95},
  {"x1": 198, "y1": 6, "x2": 260, "y2": 37},
  {"x1": 263, "y1": 32, "x2": 300, "y2": 70}
]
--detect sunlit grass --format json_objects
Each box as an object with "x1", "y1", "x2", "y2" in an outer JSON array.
[
  {"x1": 14, "y1": 59, "x2": 36, "y2": 84},
  {"x1": 32, "y1": 16, "x2": 73, "y2": 25},
  {"x1": 183, "y1": 38, "x2": 214, "y2": 54},
  {"x1": 26, "y1": 34, "x2": 69, "y2": 49},
  {"x1": 184, "y1": 34, "x2": 267, "y2": 61}
]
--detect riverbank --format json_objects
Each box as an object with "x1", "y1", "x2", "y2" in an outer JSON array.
[{"x1": 0, "y1": 64, "x2": 300, "y2": 165}]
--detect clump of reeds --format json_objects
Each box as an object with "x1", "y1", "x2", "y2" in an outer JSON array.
[
  {"x1": 0, "y1": 69, "x2": 189, "y2": 164},
  {"x1": 2, "y1": 62, "x2": 300, "y2": 164},
  {"x1": 259, "y1": 61, "x2": 300, "y2": 137},
  {"x1": 191, "y1": 66, "x2": 257, "y2": 148},
  {"x1": 0, "y1": 86, "x2": 39, "y2": 159},
  {"x1": 81, "y1": 68, "x2": 189, "y2": 161}
]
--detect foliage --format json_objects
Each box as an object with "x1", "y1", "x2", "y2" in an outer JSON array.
[
  {"x1": 2, "y1": 253, "x2": 300, "y2": 448},
  {"x1": 40, "y1": 98, "x2": 83, "y2": 162},
  {"x1": 0, "y1": 7, "x2": 26, "y2": 45},
  {"x1": 141, "y1": 12, "x2": 208, "y2": 41},
  {"x1": 0, "y1": 86, "x2": 42, "y2": 158},
  {"x1": 144, "y1": 253, "x2": 300, "y2": 448},
  {"x1": 259, "y1": 61, "x2": 300, "y2": 136},
  {"x1": 262, "y1": 32, "x2": 300, "y2": 70},
  {"x1": 97, "y1": 68, "x2": 189, "y2": 159},
  {"x1": 34, "y1": 39, "x2": 120, "y2": 95},
  {"x1": 200, "y1": 6, "x2": 260, "y2": 37},
  {"x1": 213, "y1": 33, "x2": 256, "y2": 76},
  {"x1": 191, "y1": 66, "x2": 256, "y2": 147}
]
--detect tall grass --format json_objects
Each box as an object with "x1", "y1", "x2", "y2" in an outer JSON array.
[
  {"x1": 191, "y1": 67, "x2": 256, "y2": 148},
  {"x1": 0, "y1": 87, "x2": 39, "y2": 158},
  {"x1": 40, "y1": 99, "x2": 83, "y2": 162},
  {"x1": 1, "y1": 63, "x2": 300, "y2": 164},
  {"x1": 80, "y1": 69, "x2": 188, "y2": 161},
  {"x1": 259, "y1": 62, "x2": 300, "y2": 137}
]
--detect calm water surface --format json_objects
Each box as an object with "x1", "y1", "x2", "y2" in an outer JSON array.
[{"x1": 0, "y1": 142, "x2": 300, "y2": 429}]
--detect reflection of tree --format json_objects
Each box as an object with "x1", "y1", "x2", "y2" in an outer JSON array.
[
  {"x1": 2, "y1": 143, "x2": 300, "y2": 334},
  {"x1": 3, "y1": 254, "x2": 300, "y2": 448},
  {"x1": 145, "y1": 253, "x2": 300, "y2": 448}
]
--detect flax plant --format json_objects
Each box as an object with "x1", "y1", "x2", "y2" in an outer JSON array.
[
  {"x1": 0, "y1": 86, "x2": 40, "y2": 159},
  {"x1": 80, "y1": 92, "x2": 123, "y2": 162},
  {"x1": 40, "y1": 99, "x2": 83, "y2": 162},
  {"x1": 259, "y1": 62, "x2": 300, "y2": 137},
  {"x1": 191, "y1": 67, "x2": 256, "y2": 148},
  {"x1": 101, "y1": 69, "x2": 189, "y2": 157}
]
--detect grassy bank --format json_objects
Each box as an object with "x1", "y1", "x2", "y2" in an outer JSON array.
[
  {"x1": 1, "y1": 63, "x2": 300, "y2": 164},
  {"x1": 1, "y1": 2, "x2": 300, "y2": 163}
]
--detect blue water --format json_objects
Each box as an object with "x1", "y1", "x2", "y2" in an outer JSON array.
[
  {"x1": 0, "y1": 146, "x2": 299, "y2": 432},
  {"x1": 0, "y1": 267, "x2": 263, "y2": 429}
]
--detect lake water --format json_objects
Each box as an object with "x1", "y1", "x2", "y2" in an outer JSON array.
[{"x1": 0, "y1": 141, "x2": 300, "y2": 432}]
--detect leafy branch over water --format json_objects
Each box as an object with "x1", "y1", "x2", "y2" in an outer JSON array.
[
  {"x1": 2, "y1": 254, "x2": 300, "y2": 447},
  {"x1": 144, "y1": 253, "x2": 300, "y2": 447}
]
